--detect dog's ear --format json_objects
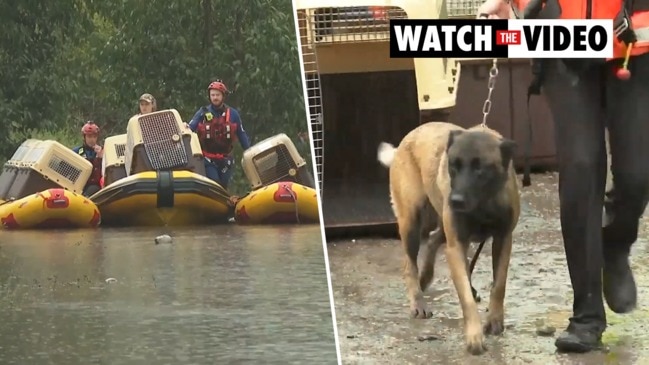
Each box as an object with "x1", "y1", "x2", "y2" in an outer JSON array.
[
  {"x1": 447, "y1": 130, "x2": 463, "y2": 150},
  {"x1": 499, "y1": 138, "x2": 517, "y2": 169}
]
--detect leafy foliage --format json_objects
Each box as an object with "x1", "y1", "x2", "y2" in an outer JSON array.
[{"x1": 0, "y1": 0, "x2": 311, "y2": 194}]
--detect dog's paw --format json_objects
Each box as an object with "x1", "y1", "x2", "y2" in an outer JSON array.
[
  {"x1": 483, "y1": 313, "x2": 505, "y2": 336},
  {"x1": 410, "y1": 302, "x2": 433, "y2": 319},
  {"x1": 465, "y1": 330, "x2": 487, "y2": 355}
]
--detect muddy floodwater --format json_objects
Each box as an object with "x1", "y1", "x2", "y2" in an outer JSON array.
[
  {"x1": 0, "y1": 225, "x2": 338, "y2": 365},
  {"x1": 329, "y1": 173, "x2": 649, "y2": 364}
]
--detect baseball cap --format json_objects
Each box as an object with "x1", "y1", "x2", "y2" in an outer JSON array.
[{"x1": 139, "y1": 93, "x2": 155, "y2": 103}]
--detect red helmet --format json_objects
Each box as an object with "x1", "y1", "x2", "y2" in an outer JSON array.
[
  {"x1": 207, "y1": 80, "x2": 229, "y2": 95},
  {"x1": 81, "y1": 121, "x2": 100, "y2": 135}
]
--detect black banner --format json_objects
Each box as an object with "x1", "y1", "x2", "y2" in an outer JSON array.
[{"x1": 389, "y1": 19, "x2": 510, "y2": 58}]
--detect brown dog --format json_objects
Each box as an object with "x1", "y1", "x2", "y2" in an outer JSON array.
[{"x1": 377, "y1": 122, "x2": 520, "y2": 355}]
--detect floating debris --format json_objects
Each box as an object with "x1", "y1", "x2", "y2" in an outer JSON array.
[
  {"x1": 105, "y1": 278, "x2": 117, "y2": 283},
  {"x1": 155, "y1": 234, "x2": 173, "y2": 244}
]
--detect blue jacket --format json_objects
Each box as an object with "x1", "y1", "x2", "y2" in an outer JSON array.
[
  {"x1": 72, "y1": 144, "x2": 98, "y2": 160},
  {"x1": 188, "y1": 104, "x2": 251, "y2": 150}
]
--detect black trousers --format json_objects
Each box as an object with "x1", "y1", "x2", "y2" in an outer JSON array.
[{"x1": 542, "y1": 53, "x2": 649, "y2": 330}]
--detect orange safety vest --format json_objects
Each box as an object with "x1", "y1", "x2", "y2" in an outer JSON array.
[
  {"x1": 512, "y1": 0, "x2": 649, "y2": 60},
  {"x1": 196, "y1": 107, "x2": 238, "y2": 160}
]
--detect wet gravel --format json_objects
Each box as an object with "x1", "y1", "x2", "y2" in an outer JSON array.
[{"x1": 328, "y1": 173, "x2": 649, "y2": 364}]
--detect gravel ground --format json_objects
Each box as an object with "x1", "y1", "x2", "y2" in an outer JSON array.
[{"x1": 328, "y1": 173, "x2": 649, "y2": 364}]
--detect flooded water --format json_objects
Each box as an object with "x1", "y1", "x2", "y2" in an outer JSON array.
[
  {"x1": 329, "y1": 173, "x2": 649, "y2": 364},
  {"x1": 0, "y1": 225, "x2": 338, "y2": 365}
]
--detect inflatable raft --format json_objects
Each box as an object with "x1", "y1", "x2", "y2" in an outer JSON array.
[
  {"x1": 91, "y1": 170, "x2": 232, "y2": 227},
  {"x1": 234, "y1": 181, "x2": 320, "y2": 224},
  {"x1": 0, "y1": 188, "x2": 101, "y2": 230}
]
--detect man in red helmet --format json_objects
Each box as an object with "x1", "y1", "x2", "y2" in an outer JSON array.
[
  {"x1": 187, "y1": 79, "x2": 251, "y2": 189},
  {"x1": 72, "y1": 121, "x2": 104, "y2": 196}
]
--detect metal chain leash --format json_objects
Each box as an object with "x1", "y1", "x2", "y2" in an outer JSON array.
[{"x1": 481, "y1": 58, "x2": 499, "y2": 127}]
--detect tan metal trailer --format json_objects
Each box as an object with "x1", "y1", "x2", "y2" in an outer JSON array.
[{"x1": 295, "y1": 0, "x2": 557, "y2": 236}]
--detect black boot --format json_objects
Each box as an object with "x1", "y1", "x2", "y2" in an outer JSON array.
[
  {"x1": 555, "y1": 322, "x2": 603, "y2": 353},
  {"x1": 601, "y1": 194, "x2": 638, "y2": 314},
  {"x1": 603, "y1": 249, "x2": 637, "y2": 314}
]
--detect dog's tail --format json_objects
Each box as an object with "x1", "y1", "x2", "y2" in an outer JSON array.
[{"x1": 377, "y1": 142, "x2": 396, "y2": 168}]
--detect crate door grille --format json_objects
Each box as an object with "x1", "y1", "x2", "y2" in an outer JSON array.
[
  {"x1": 48, "y1": 156, "x2": 82, "y2": 184},
  {"x1": 115, "y1": 143, "x2": 126, "y2": 158},
  {"x1": 252, "y1": 145, "x2": 298, "y2": 185},
  {"x1": 309, "y1": 6, "x2": 407, "y2": 44},
  {"x1": 138, "y1": 112, "x2": 188, "y2": 170},
  {"x1": 298, "y1": 9, "x2": 325, "y2": 194},
  {"x1": 446, "y1": 0, "x2": 483, "y2": 18}
]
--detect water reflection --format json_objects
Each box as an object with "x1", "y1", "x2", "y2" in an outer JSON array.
[{"x1": 0, "y1": 225, "x2": 337, "y2": 364}]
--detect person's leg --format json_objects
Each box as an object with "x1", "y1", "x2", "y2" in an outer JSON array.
[
  {"x1": 83, "y1": 184, "x2": 101, "y2": 197},
  {"x1": 204, "y1": 158, "x2": 220, "y2": 182},
  {"x1": 542, "y1": 60, "x2": 608, "y2": 352},
  {"x1": 214, "y1": 157, "x2": 235, "y2": 190},
  {"x1": 602, "y1": 52, "x2": 649, "y2": 314}
]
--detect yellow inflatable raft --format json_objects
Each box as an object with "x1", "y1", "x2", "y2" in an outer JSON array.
[
  {"x1": 91, "y1": 170, "x2": 232, "y2": 227},
  {"x1": 0, "y1": 188, "x2": 101, "y2": 230},
  {"x1": 234, "y1": 181, "x2": 320, "y2": 224}
]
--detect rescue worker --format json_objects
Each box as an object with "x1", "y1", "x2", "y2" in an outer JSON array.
[
  {"x1": 138, "y1": 93, "x2": 157, "y2": 115},
  {"x1": 478, "y1": 0, "x2": 649, "y2": 353},
  {"x1": 187, "y1": 80, "x2": 251, "y2": 189},
  {"x1": 72, "y1": 121, "x2": 104, "y2": 196}
]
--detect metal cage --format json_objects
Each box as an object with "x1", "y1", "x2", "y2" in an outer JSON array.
[
  {"x1": 296, "y1": 5, "x2": 412, "y2": 198},
  {"x1": 4, "y1": 140, "x2": 93, "y2": 200},
  {"x1": 296, "y1": 2, "x2": 476, "y2": 198},
  {"x1": 124, "y1": 109, "x2": 205, "y2": 176},
  {"x1": 297, "y1": 9, "x2": 325, "y2": 193},
  {"x1": 241, "y1": 134, "x2": 314, "y2": 190},
  {"x1": 305, "y1": 6, "x2": 408, "y2": 44},
  {"x1": 0, "y1": 139, "x2": 43, "y2": 200},
  {"x1": 103, "y1": 133, "x2": 128, "y2": 186},
  {"x1": 446, "y1": 0, "x2": 484, "y2": 18}
]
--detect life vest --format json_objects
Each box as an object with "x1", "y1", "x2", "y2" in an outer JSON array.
[
  {"x1": 195, "y1": 107, "x2": 238, "y2": 160},
  {"x1": 77, "y1": 146, "x2": 102, "y2": 186},
  {"x1": 512, "y1": 0, "x2": 649, "y2": 60}
]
